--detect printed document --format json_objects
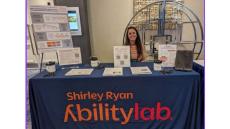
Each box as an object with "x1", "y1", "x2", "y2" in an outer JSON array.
[
  {"x1": 65, "y1": 69, "x2": 93, "y2": 76},
  {"x1": 103, "y1": 68, "x2": 123, "y2": 76},
  {"x1": 130, "y1": 66, "x2": 152, "y2": 75}
]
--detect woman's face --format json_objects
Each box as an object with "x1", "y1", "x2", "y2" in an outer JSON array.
[{"x1": 128, "y1": 28, "x2": 137, "y2": 44}]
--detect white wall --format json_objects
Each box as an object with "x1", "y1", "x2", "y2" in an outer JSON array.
[
  {"x1": 87, "y1": 0, "x2": 133, "y2": 62},
  {"x1": 88, "y1": 0, "x2": 204, "y2": 62}
]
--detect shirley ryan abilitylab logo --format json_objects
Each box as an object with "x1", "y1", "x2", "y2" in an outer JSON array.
[{"x1": 63, "y1": 91, "x2": 172, "y2": 125}]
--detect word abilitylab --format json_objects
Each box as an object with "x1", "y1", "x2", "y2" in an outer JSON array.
[{"x1": 64, "y1": 102, "x2": 172, "y2": 125}]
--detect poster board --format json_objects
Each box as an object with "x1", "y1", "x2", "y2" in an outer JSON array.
[{"x1": 30, "y1": 5, "x2": 73, "y2": 53}]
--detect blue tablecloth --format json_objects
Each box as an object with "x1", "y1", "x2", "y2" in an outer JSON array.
[
  {"x1": 29, "y1": 62, "x2": 202, "y2": 129},
  {"x1": 193, "y1": 62, "x2": 204, "y2": 129}
]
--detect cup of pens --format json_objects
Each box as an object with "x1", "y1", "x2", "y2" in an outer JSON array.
[
  {"x1": 90, "y1": 56, "x2": 100, "y2": 67},
  {"x1": 153, "y1": 60, "x2": 162, "y2": 71},
  {"x1": 45, "y1": 61, "x2": 56, "y2": 76}
]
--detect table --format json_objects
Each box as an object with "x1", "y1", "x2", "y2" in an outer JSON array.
[
  {"x1": 29, "y1": 62, "x2": 202, "y2": 129},
  {"x1": 193, "y1": 61, "x2": 204, "y2": 87},
  {"x1": 193, "y1": 60, "x2": 204, "y2": 129}
]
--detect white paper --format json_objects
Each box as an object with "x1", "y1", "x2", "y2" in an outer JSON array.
[
  {"x1": 103, "y1": 68, "x2": 123, "y2": 76},
  {"x1": 130, "y1": 66, "x2": 152, "y2": 75},
  {"x1": 65, "y1": 69, "x2": 93, "y2": 76},
  {"x1": 47, "y1": 32, "x2": 72, "y2": 40},
  {"x1": 37, "y1": 41, "x2": 62, "y2": 49},
  {"x1": 193, "y1": 60, "x2": 204, "y2": 67},
  {"x1": 113, "y1": 46, "x2": 130, "y2": 67},
  {"x1": 43, "y1": 14, "x2": 68, "y2": 23},
  {"x1": 58, "y1": 48, "x2": 82, "y2": 65},
  {"x1": 158, "y1": 44, "x2": 177, "y2": 67},
  {"x1": 33, "y1": 23, "x2": 60, "y2": 32},
  {"x1": 30, "y1": 6, "x2": 67, "y2": 14}
]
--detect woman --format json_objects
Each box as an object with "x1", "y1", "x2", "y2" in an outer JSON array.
[{"x1": 125, "y1": 26, "x2": 146, "y2": 61}]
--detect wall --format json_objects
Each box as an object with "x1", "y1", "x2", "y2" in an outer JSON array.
[
  {"x1": 87, "y1": 0, "x2": 204, "y2": 62},
  {"x1": 54, "y1": 0, "x2": 92, "y2": 64},
  {"x1": 87, "y1": 0, "x2": 133, "y2": 62},
  {"x1": 184, "y1": 0, "x2": 204, "y2": 59}
]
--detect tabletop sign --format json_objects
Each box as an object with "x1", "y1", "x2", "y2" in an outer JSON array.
[
  {"x1": 113, "y1": 46, "x2": 130, "y2": 67},
  {"x1": 57, "y1": 48, "x2": 82, "y2": 65},
  {"x1": 158, "y1": 44, "x2": 177, "y2": 67}
]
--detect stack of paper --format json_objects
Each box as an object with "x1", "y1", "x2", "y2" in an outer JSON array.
[
  {"x1": 103, "y1": 68, "x2": 123, "y2": 76},
  {"x1": 65, "y1": 69, "x2": 93, "y2": 76},
  {"x1": 130, "y1": 66, "x2": 152, "y2": 75}
]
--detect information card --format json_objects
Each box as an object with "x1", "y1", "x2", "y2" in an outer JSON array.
[{"x1": 113, "y1": 46, "x2": 130, "y2": 67}]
